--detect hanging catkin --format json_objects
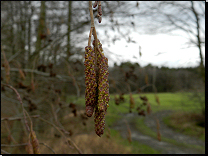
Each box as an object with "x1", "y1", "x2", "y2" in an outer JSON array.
[{"x1": 84, "y1": 46, "x2": 97, "y2": 117}]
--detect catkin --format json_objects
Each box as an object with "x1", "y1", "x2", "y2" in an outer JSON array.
[
  {"x1": 25, "y1": 137, "x2": 33, "y2": 154},
  {"x1": 84, "y1": 46, "x2": 97, "y2": 117},
  {"x1": 84, "y1": 39, "x2": 109, "y2": 137},
  {"x1": 30, "y1": 130, "x2": 40, "y2": 154},
  {"x1": 93, "y1": 39, "x2": 109, "y2": 137},
  {"x1": 94, "y1": 40, "x2": 110, "y2": 112},
  {"x1": 94, "y1": 106, "x2": 106, "y2": 137}
]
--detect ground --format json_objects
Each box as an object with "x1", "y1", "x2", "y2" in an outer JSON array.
[{"x1": 112, "y1": 110, "x2": 205, "y2": 154}]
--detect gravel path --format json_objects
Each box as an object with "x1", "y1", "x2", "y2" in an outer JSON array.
[{"x1": 111, "y1": 110, "x2": 205, "y2": 154}]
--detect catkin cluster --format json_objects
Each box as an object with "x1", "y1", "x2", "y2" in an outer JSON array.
[{"x1": 84, "y1": 40, "x2": 109, "y2": 137}]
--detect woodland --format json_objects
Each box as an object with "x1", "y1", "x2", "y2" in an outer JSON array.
[{"x1": 1, "y1": 1, "x2": 205, "y2": 154}]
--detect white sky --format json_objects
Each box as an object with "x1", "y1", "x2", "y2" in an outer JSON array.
[
  {"x1": 102, "y1": 32, "x2": 205, "y2": 68},
  {"x1": 96, "y1": 2, "x2": 205, "y2": 68}
]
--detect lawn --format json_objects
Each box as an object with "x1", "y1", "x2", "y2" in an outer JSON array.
[{"x1": 66, "y1": 91, "x2": 205, "y2": 153}]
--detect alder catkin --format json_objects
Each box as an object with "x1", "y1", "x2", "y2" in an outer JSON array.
[
  {"x1": 84, "y1": 46, "x2": 97, "y2": 117},
  {"x1": 26, "y1": 139, "x2": 33, "y2": 154},
  {"x1": 92, "y1": 39, "x2": 109, "y2": 137},
  {"x1": 94, "y1": 106, "x2": 106, "y2": 137},
  {"x1": 30, "y1": 130, "x2": 40, "y2": 154},
  {"x1": 93, "y1": 40, "x2": 110, "y2": 112}
]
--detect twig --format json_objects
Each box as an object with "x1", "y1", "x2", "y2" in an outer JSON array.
[
  {"x1": 1, "y1": 149, "x2": 11, "y2": 154},
  {"x1": 1, "y1": 143, "x2": 28, "y2": 147},
  {"x1": 4, "y1": 121, "x2": 18, "y2": 144},
  {"x1": 1, "y1": 83, "x2": 30, "y2": 132},
  {"x1": 38, "y1": 117, "x2": 83, "y2": 154},
  {"x1": 1, "y1": 67, "x2": 71, "y2": 82},
  {"x1": 88, "y1": 27, "x2": 93, "y2": 46},
  {"x1": 1, "y1": 115, "x2": 40, "y2": 121},
  {"x1": 39, "y1": 142, "x2": 56, "y2": 154},
  {"x1": 1, "y1": 142, "x2": 56, "y2": 154}
]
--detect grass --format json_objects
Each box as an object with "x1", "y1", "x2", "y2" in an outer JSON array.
[
  {"x1": 133, "y1": 116, "x2": 205, "y2": 152},
  {"x1": 163, "y1": 111, "x2": 205, "y2": 141},
  {"x1": 64, "y1": 92, "x2": 205, "y2": 153}
]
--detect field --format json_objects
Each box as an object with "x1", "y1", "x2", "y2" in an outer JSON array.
[
  {"x1": 1, "y1": 92, "x2": 205, "y2": 154},
  {"x1": 64, "y1": 91, "x2": 205, "y2": 154}
]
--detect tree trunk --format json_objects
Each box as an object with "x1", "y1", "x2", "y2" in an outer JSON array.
[
  {"x1": 191, "y1": 1, "x2": 205, "y2": 82},
  {"x1": 35, "y1": 1, "x2": 46, "y2": 64},
  {"x1": 67, "y1": 1, "x2": 72, "y2": 59}
]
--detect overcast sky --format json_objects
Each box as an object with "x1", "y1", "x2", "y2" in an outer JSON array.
[
  {"x1": 95, "y1": 1, "x2": 205, "y2": 68},
  {"x1": 102, "y1": 31, "x2": 205, "y2": 68}
]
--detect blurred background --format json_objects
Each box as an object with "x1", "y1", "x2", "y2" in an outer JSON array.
[{"x1": 1, "y1": 1, "x2": 205, "y2": 154}]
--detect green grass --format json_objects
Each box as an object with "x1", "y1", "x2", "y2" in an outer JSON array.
[
  {"x1": 163, "y1": 112, "x2": 205, "y2": 142},
  {"x1": 67, "y1": 92, "x2": 205, "y2": 153},
  {"x1": 133, "y1": 116, "x2": 205, "y2": 152},
  {"x1": 105, "y1": 129, "x2": 161, "y2": 154}
]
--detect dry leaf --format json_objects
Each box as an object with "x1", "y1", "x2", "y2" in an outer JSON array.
[
  {"x1": 130, "y1": 93, "x2": 135, "y2": 109},
  {"x1": 147, "y1": 102, "x2": 152, "y2": 114},
  {"x1": 155, "y1": 95, "x2": 160, "y2": 105},
  {"x1": 19, "y1": 69, "x2": 25, "y2": 80},
  {"x1": 156, "y1": 119, "x2": 161, "y2": 141},
  {"x1": 145, "y1": 74, "x2": 148, "y2": 85}
]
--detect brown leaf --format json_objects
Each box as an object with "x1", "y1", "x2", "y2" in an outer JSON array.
[
  {"x1": 155, "y1": 95, "x2": 160, "y2": 105},
  {"x1": 147, "y1": 102, "x2": 152, "y2": 114},
  {"x1": 129, "y1": 93, "x2": 135, "y2": 109},
  {"x1": 145, "y1": 74, "x2": 148, "y2": 85},
  {"x1": 2, "y1": 48, "x2": 10, "y2": 84},
  {"x1": 19, "y1": 69, "x2": 25, "y2": 80},
  {"x1": 156, "y1": 119, "x2": 161, "y2": 141}
]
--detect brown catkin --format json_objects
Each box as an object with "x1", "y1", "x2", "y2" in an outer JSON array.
[
  {"x1": 84, "y1": 46, "x2": 97, "y2": 117},
  {"x1": 130, "y1": 93, "x2": 135, "y2": 109},
  {"x1": 94, "y1": 106, "x2": 106, "y2": 137},
  {"x1": 30, "y1": 130, "x2": 40, "y2": 154},
  {"x1": 92, "y1": 39, "x2": 109, "y2": 137},
  {"x1": 26, "y1": 139, "x2": 33, "y2": 154},
  {"x1": 93, "y1": 40, "x2": 109, "y2": 112}
]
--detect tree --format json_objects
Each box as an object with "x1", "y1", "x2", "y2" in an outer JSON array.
[{"x1": 137, "y1": 1, "x2": 205, "y2": 81}]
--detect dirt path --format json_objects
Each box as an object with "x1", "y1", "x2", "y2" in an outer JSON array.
[{"x1": 111, "y1": 110, "x2": 205, "y2": 154}]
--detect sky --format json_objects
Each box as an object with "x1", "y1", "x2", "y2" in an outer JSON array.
[
  {"x1": 102, "y1": 32, "x2": 205, "y2": 68},
  {"x1": 95, "y1": 1, "x2": 205, "y2": 68},
  {"x1": 31, "y1": 1, "x2": 205, "y2": 69}
]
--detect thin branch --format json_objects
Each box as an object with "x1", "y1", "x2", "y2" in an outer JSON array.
[
  {"x1": 1, "y1": 143, "x2": 28, "y2": 147},
  {"x1": 39, "y1": 142, "x2": 56, "y2": 154},
  {"x1": 1, "y1": 142, "x2": 56, "y2": 154},
  {"x1": 1, "y1": 83, "x2": 30, "y2": 132},
  {"x1": 88, "y1": 27, "x2": 93, "y2": 46},
  {"x1": 1, "y1": 115, "x2": 40, "y2": 121},
  {"x1": 38, "y1": 117, "x2": 83, "y2": 154},
  {"x1": 1, "y1": 149, "x2": 11, "y2": 154},
  {"x1": 1, "y1": 67, "x2": 70, "y2": 82}
]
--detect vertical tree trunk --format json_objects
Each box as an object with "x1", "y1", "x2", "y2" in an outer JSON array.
[
  {"x1": 67, "y1": 1, "x2": 72, "y2": 59},
  {"x1": 27, "y1": 1, "x2": 32, "y2": 67},
  {"x1": 191, "y1": 1, "x2": 205, "y2": 82},
  {"x1": 10, "y1": 2, "x2": 15, "y2": 55},
  {"x1": 35, "y1": 1, "x2": 46, "y2": 64}
]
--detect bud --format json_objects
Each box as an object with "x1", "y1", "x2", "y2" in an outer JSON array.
[
  {"x1": 98, "y1": 3, "x2": 102, "y2": 16},
  {"x1": 93, "y1": 1, "x2": 98, "y2": 8},
  {"x1": 98, "y1": 16, "x2": 102, "y2": 23}
]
